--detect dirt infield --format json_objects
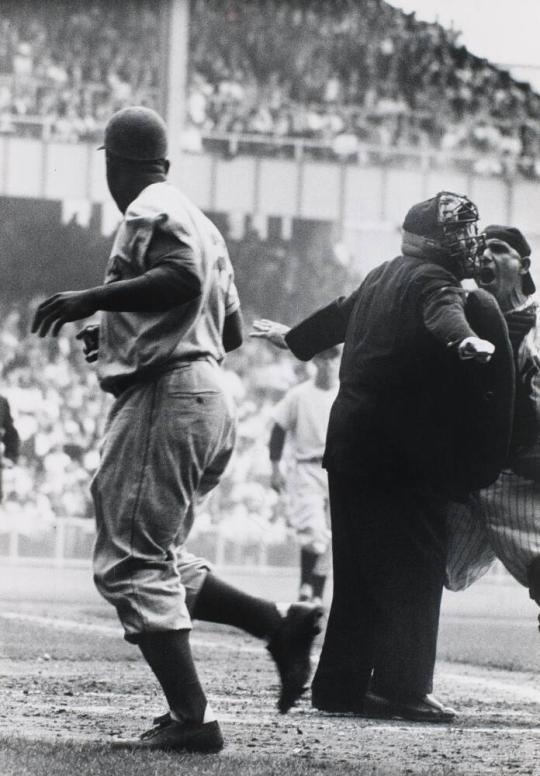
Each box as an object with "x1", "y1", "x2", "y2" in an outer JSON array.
[{"x1": 0, "y1": 605, "x2": 539, "y2": 775}]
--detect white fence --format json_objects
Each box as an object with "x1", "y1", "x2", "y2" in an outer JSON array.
[
  {"x1": 0, "y1": 516, "x2": 300, "y2": 570},
  {"x1": 0, "y1": 515, "x2": 512, "y2": 583}
]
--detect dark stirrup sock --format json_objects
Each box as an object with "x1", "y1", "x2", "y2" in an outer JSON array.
[
  {"x1": 138, "y1": 630, "x2": 207, "y2": 723},
  {"x1": 192, "y1": 573, "x2": 282, "y2": 640},
  {"x1": 300, "y1": 548, "x2": 318, "y2": 586},
  {"x1": 311, "y1": 573, "x2": 327, "y2": 600}
]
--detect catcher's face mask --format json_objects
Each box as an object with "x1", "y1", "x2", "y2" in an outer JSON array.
[{"x1": 437, "y1": 192, "x2": 485, "y2": 279}]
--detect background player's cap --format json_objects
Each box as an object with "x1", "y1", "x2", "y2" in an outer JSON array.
[
  {"x1": 98, "y1": 106, "x2": 168, "y2": 161},
  {"x1": 484, "y1": 224, "x2": 536, "y2": 295}
]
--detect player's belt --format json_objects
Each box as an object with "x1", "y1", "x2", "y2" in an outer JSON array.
[
  {"x1": 109, "y1": 355, "x2": 215, "y2": 396},
  {"x1": 297, "y1": 456, "x2": 324, "y2": 464}
]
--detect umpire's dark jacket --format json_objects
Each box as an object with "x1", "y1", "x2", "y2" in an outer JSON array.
[{"x1": 286, "y1": 251, "x2": 478, "y2": 493}]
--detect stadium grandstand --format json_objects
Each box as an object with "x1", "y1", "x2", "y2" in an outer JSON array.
[{"x1": 0, "y1": 0, "x2": 539, "y2": 176}]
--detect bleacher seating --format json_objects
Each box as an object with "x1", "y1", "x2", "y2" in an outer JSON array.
[{"x1": 0, "y1": 1, "x2": 538, "y2": 176}]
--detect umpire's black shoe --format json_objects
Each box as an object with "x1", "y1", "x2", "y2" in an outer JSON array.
[
  {"x1": 267, "y1": 602, "x2": 324, "y2": 713},
  {"x1": 111, "y1": 715, "x2": 224, "y2": 753},
  {"x1": 363, "y1": 690, "x2": 457, "y2": 723}
]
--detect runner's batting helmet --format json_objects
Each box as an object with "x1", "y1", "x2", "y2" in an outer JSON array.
[{"x1": 99, "y1": 106, "x2": 168, "y2": 161}]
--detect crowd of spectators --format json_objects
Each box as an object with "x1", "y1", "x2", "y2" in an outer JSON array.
[
  {"x1": 0, "y1": 0, "x2": 161, "y2": 140},
  {"x1": 0, "y1": 1, "x2": 540, "y2": 177},
  {"x1": 188, "y1": 0, "x2": 540, "y2": 177}
]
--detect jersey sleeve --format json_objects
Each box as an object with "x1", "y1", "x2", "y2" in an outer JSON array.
[
  {"x1": 119, "y1": 203, "x2": 202, "y2": 283},
  {"x1": 271, "y1": 388, "x2": 298, "y2": 432},
  {"x1": 220, "y1": 246, "x2": 241, "y2": 315}
]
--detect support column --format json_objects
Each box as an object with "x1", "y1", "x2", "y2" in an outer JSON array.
[{"x1": 160, "y1": 0, "x2": 190, "y2": 160}]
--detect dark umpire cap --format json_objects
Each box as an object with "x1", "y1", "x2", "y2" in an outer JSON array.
[
  {"x1": 484, "y1": 225, "x2": 536, "y2": 295},
  {"x1": 403, "y1": 193, "x2": 446, "y2": 240},
  {"x1": 402, "y1": 191, "x2": 478, "y2": 241},
  {"x1": 98, "y1": 106, "x2": 168, "y2": 161}
]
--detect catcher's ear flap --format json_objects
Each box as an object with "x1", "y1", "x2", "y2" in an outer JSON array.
[{"x1": 452, "y1": 289, "x2": 515, "y2": 494}]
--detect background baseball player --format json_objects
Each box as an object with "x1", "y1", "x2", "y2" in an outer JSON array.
[
  {"x1": 446, "y1": 226, "x2": 540, "y2": 607},
  {"x1": 269, "y1": 346, "x2": 340, "y2": 605},
  {"x1": 0, "y1": 392, "x2": 20, "y2": 502},
  {"x1": 252, "y1": 191, "x2": 506, "y2": 723},
  {"x1": 31, "y1": 106, "x2": 322, "y2": 754}
]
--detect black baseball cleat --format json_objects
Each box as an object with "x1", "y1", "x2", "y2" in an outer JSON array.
[
  {"x1": 363, "y1": 690, "x2": 457, "y2": 723},
  {"x1": 267, "y1": 602, "x2": 324, "y2": 713},
  {"x1": 111, "y1": 715, "x2": 224, "y2": 753}
]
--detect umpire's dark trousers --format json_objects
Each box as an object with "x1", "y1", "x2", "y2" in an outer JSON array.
[{"x1": 311, "y1": 470, "x2": 447, "y2": 709}]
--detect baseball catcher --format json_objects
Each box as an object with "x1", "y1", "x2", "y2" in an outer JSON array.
[{"x1": 446, "y1": 225, "x2": 540, "y2": 607}]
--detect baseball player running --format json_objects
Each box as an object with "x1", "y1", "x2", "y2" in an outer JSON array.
[
  {"x1": 32, "y1": 106, "x2": 322, "y2": 753},
  {"x1": 446, "y1": 225, "x2": 540, "y2": 603},
  {"x1": 269, "y1": 346, "x2": 340, "y2": 605}
]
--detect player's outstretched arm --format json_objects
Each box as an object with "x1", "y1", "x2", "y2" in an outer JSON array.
[
  {"x1": 32, "y1": 290, "x2": 98, "y2": 337},
  {"x1": 32, "y1": 264, "x2": 202, "y2": 338},
  {"x1": 250, "y1": 319, "x2": 291, "y2": 350}
]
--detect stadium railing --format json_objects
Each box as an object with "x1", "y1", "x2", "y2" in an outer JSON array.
[
  {"x1": 0, "y1": 113, "x2": 519, "y2": 178},
  {"x1": 0, "y1": 514, "x2": 299, "y2": 570},
  {"x1": 0, "y1": 514, "x2": 512, "y2": 583}
]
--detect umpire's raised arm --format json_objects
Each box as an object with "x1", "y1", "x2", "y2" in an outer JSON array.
[{"x1": 250, "y1": 289, "x2": 359, "y2": 360}]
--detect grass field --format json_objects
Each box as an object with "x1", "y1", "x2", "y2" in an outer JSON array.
[{"x1": 1, "y1": 592, "x2": 540, "y2": 776}]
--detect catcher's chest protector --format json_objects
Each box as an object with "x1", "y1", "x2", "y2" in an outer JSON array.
[
  {"x1": 455, "y1": 290, "x2": 515, "y2": 492},
  {"x1": 402, "y1": 289, "x2": 515, "y2": 500}
]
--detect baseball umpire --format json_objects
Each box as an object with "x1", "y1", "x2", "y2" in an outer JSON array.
[
  {"x1": 32, "y1": 106, "x2": 322, "y2": 753},
  {"x1": 252, "y1": 191, "x2": 514, "y2": 722}
]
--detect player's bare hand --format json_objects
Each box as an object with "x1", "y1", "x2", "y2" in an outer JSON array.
[
  {"x1": 457, "y1": 336, "x2": 495, "y2": 363},
  {"x1": 250, "y1": 319, "x2": 291, "y2": 350},
  {"x1": 32, "y1": 291, "x2": 97, "y2": 337},
  {"x1": 76, "y1": 324, "x2": 100, "y2": 362}
]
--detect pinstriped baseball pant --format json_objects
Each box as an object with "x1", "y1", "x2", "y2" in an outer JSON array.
[{"x1": 446, "y1": 471, "x2": 540, "y2": 590}]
